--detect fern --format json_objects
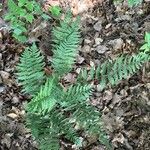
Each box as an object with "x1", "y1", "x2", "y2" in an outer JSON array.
[
  {"x1": 140, "y1": 32, "x2": 150, "y2": 53},
  {"x1": 27, "y1": 77, "x2": 57, "y2": 114},
  {"x1": 72, "y1": 103, "x2": 111, "y2": 149},
  {"x1": 27, "y1": 113, "x2": 60, "y2": 150},
  {"x1": 17, "y1": 13, "x2": 150, "y2": 150},
  {"x1": 16, "y1": 43, "x2": 45, "y2": 95},
  {"x1": 114, "y1": 0, "x2": 143, "y2": 7},
  {"x1": 128, "y1": 0, "x2": 142, "y2": 7},
  {"x1": 27, "y1": 109, "x2": 80, "y2": 150},
  {"x1": 78, "y1": 52, "x2": 150, "y2": 90},
  {"x1": 52, "y1": 12, "x2": 80, "y2": 75},
  {"x1": 61, "y1": 84, "x2": 92, "y2": 108}
]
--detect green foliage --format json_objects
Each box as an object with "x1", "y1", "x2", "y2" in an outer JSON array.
[
  {"x1": 78, "y1": 52, "x2": 150, "y2": 90},
  {"x1": 16, "y1": 12, "x2": 149, "y2": 150},
  {"x1": 27, "y1": 77, "x2": 57, "y2": 114},
  {"x1": 52, "y1": 12, "x2": 80, "y2": 75},
  {"x1": 128, "y1": 0, "x2": 142, "y2": 7},
  {"x1": 61, "y1": 84, "x2": 92, "y2": 108},
  {"x1": 114, "y1": 0, "x2": 143, "y2": 7},
  {"x1": 27, "y1": 107, "x2": 83, "y2": 150},
  {"x1": 49, "y1": 6, "x2": 62, "y2": 17},
  {"x1": 17, "y1": 13, "x2": 111, "y2": 149},
  {"x1": 27, "y1": 112, "x2": 60, "y2": 150},
  {"x1": 72, "y1": 103, "x2": 111, "y2": 149},
  {"x1": 4, "y1": 0, "x2": 45, "y2": 42},
  {"x1": 140, "y1": 32, "x2": 150, "y2": 53},
  {"x1": 16, "y1": 43, "x2": 45, "y2": 95}
]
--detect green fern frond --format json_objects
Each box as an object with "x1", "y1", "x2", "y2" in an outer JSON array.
[
  {"x1": 17, "y1": 13, "x2": 112, "y2": 149},
  {"x1": 26, "y1": 113, "x2": 60, "y2": 150},
  {"x1": 16, "y1": 43, "x2": 45, "y2": 95},
  {"x1": 27, "y1": 77, "x2": 57, "y2": 114},
  {"x1": 50, "y1": 110, "x2": 80, "y2": 144},
  {"x1": 128, "y1": 0, "x2": 142, "y2": 7},
  {"x1": 78, "y1": 52, "x2": 149, "y2": 90},
  {"x1": 52, "y1": 12, "x2": 80, "y2": 75},
  {"x1": 72, "y1": 103, "x2": 111, "y2": 149},
  {"x1": 72, "y1": 104, "x2": 101, "y2": 133},
  {"x1": 140, "y1": 32, "x2": 150, "y2": 53},
  {"x1": 27, "y1": 109, "x2": 80, "y2": 150},
  {"x1": 61, "y1": 84, "x2": 92, "y2": 108},
  {"x1": 39, "y1": 136, "x2": 59, "y2": 150}
]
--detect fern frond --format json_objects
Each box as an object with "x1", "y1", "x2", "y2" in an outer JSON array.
[
  {"x1": 27, "y1": 77, "x2": 57, "y2": 114},
  {"x1": 72, "y1": 104, "x2": 101, "y2": 133},
  {"x1": 16, "y1": 43, "x2": 45, "y2": 95},
  {"x1": 39, "y1": 136, "x2": 59, "y2": 150},
  {"x1": 27, "y1": 108, "x2": 80, "y2": 150},
  {"x1": 128, "y1": 0, "x2": 142, "y2": 7},
  {"x1": 72, "y1": 103, "x2": 111, "y2": 149},
  {"x1": 61, "y1": 84, "x2": 92, "y2": 108},
  {"x1": 52, "y1": 12, "x2": 80, "y2": 75},
  {"x1": 26, "y1": 113, "x2": 60, "y2": 150},
  {"x1": 78, "y1": 52, "x2": 150, "y2": 90}
]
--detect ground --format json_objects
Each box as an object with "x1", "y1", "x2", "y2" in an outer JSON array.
[{"x1": 0, "y1": 0, "x2": 150, "y2": 150}]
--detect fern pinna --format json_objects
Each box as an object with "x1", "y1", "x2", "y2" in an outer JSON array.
[{"x1": 17, "y1": 12, "x2": 149, "y2": 150}]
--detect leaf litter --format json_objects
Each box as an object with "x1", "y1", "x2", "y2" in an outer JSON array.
[{"x1": 0, "y1": 0, "x2": 150, "y2": 150}]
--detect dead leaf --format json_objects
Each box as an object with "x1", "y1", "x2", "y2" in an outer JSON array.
[
  {"x1": 112, "y1": 133, "x2": 133, "y2": 150},
  {"x1": 93, "y1": 20, "x2": 102, "y2": 31},
  {"x1": 76, "y1": 54, "x2": 85, "y2": 64},
  {"x1": 108, "y1": 38, "x2": 124, "y2": 50},
  {"x1": 7, "y1": 113, "x2": 18, "y2": 119},
  {"x1": 0, "y1": 85, "x2": 5, "y2": 93},
  {"x1": 64, "y1": 73, "x2": 76, "y2": 83},
  {"x1": 0, "y1": 71, "x2": 10, "y2": 80},
  {"x1": 96, "y1": 45, "x2": 109, "y2": 54}
]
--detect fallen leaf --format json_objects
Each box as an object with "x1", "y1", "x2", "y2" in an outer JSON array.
[
  {"x1": 64, "y1": 73, "x2": 76, "y2": 83},
  {"x1": 76, "y1": 54, "x2": 85, "y2": 64},
  {"x1": 7, "y1": 113, "x2": 18, "y2": 119},
  {"x1": 93, "y1": 20, "x2": 102, "y2": 31},
  {"x1": 96, "y1": 45, "x2": 109, "y2": 54},
  {"x1": 0, "y1": 85, "x2": 5, "y2": 93},
  {"x1": 108, "y1": 38, "x2": 124, "y2": 50},
  {"x1": 0, "y1": 71, "x2": 10, "y2": 80}
]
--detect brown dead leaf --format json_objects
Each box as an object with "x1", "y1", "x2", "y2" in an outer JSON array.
[
  {"x1": 64, "y1": 73, "x2": 76, "y2": 83},
  {"x1": 112, "y1": 133, "x2": 133, "y2": 150},
  {"x1": 76, "y1": 54, "x2": 85, "y2": 64},
  {"x1": 1, "y1": 134, "x2": 12, "y2": 148},
  {"x1": 7, "y1": 113, "x2": 18, "y2": 119}
]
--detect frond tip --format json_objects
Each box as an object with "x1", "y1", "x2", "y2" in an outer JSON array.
[{"x1": 52, "y1": 12, "x2": 80, "y2": 75}]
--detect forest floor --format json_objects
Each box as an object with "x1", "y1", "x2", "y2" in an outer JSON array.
[{"x1": 0, "y1": 1, "x2": 150, "y2": 150}]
